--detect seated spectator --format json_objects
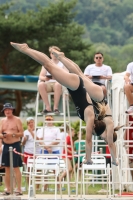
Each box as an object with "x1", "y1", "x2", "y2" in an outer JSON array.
[
  {"x1": 60, "y1": 127, "x2": 75, "y2": 187},
  {"x1": 37, "y1": 115, "x2": 61, "y2": 191},
  {"x1": 38, "y1": 46, "x2": 66, "y2": 114},
  {"x1": 84, "y1": 52, "x2": 112, "y2": 98},
  {"x1": 37, "y1": 115, "x2": 61, "y2": 155},
  {"x1": 124, "y1": 62, "x2": 133, "y2": 113}
]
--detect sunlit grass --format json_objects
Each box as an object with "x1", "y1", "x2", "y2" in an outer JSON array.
[{"x1": 0, "y1": 175, "x2": 118, "y2": 195}]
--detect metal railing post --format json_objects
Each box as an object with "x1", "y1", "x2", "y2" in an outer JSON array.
[
  {"x1": 9, "y1": 146, "x2": 14, "y2": 195},
  {"x1": 99, "y1": 148, "x2": 105, "y2": 189}
]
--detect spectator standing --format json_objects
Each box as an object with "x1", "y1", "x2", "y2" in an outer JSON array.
[
  {"x1": 0, "y1": 139, "x2": 5, "y2": 187},
  {"x1": 0, "y1": 103, "x2": 23, "y2": 196},
  {"x1": 60, "y1": 127, "x2": 75, "y2": 186},
  {"x1": 84, "y1": 52, "x2": 112, "y2": 97},
  {"x1": 73, "y1": 132, "x2": 85, "y2": 180},
  {"x1": 124, "y1": 62, "x2": 133, "y2": 113},
  {"x1": 22, "y1": 117, "x2": 35, "y2": 165},
  {"x1": 22, "y1": 117, "x2": 40, "y2": 188},
  {"x1": 105, "y1": 145, "x2": 111, "y2": 167},
  {"x1": 74, "y1": 132, "x2": 85, "y2": 174},
  {"x1": 38, "y1": 46, "x2": 66, "y2": 114}
]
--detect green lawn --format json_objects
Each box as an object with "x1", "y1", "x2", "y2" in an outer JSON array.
[{"x1": 0, "y1": 175, "x2": 118, "y2": 195}]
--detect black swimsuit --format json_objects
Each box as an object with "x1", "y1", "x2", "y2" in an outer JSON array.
[
  {"x1": 67, "y1": 77, "x2": 112, "y2": 121},
  {"x1": 67, "y1": 77, "x2": 92, "y2": 121}
]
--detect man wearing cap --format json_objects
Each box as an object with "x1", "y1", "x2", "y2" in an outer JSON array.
[
  {"x1": 0, "y1": 103, "x2": 23, "y2": 195},
  {"x1": 37, "y1": 115, "x2": 61, "y2": 190}
]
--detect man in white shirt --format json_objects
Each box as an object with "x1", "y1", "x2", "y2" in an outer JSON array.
[
  {"x1": 37, "y1": 115, "x2": 61, "y2": 191},
  {"x1": 84, "y1": 52, "x2": 112, "y2": 97},
  {"x1": 37, "y1": 115, "x2": 60, "y2": 154},
  {"x1": 124, "y1": 62, "x2": 133, "y2": 113},
  {"x1": 38, "y1": 46, "x2": 66, "y2": 114}
]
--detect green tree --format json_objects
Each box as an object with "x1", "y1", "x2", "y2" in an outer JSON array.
[
  {"x1": 0, "y1": 0, "x2": 93, "y2": 115},
  {"x1": 74, "y1": 0, "x2": 133, "y2": 46}
]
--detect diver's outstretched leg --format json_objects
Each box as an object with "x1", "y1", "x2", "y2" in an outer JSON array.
[
  {"x1": 52, "y1": 51, "x2": 83, "y2": 75},
  {"x1": 10, "y1": 42, "x2": 80, "y2": 90},
  {"x1": 52, "y1": 49, "x2": 104, "y2": 102}
]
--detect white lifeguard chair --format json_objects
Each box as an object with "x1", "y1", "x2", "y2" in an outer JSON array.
[
  {"x1": 31, "y1": 86, "x2": 76, "y2": 198},
  {"x1": 112, "y1": 72, "x2": 133, "y2": 198},
  {"x1": 75, "y1": 79, "x2": 113, "y2": 197}
]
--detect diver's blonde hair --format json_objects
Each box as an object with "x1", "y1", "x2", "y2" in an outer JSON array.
[{"x1": 96, "y1": 102, "x2": 107, "y2": 120}]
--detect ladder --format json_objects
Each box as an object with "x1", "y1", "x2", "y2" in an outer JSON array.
[{"x1": 32, "y1": 87, "x2": 75, "y2": 198}]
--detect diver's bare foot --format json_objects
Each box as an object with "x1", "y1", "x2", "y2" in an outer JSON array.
[
  {"x1": 52, "y1": 49, "x2": 64, "y2": 60},
  {"x1": 10, "y1": 42, "x2": 28, "y2": 52},
  {"x1": 112, "y1": 160, "x2": 118, "y2": 166},
  {"x1": 83, "y1": 159, "x2": 93, "y2": 165}
]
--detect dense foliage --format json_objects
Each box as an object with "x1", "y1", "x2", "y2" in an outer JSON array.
[
  {"x1": 75, "y1": 0, "x2": 132, "y2": 45},
  {"x1": 74, "y1": 0, "x2": 133, "y2": 71},
  {"x1": 0, "y1": 0, "x2": 92, "y2": 115},
  {"x1": 1, "y1": 0, "x2": 133, "y2": 71},
  {"x1": 0, "y1": 0, "x2": 133, "y2": 115}
]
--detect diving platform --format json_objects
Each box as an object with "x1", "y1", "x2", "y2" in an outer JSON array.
[{"x1": 0, "y1": 75, "x2": 38, "y2": 91}]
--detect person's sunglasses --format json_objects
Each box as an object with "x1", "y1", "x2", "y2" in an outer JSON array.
[
  {"x1": 95, "y1": 56, "x2": 102, "y2": 59},
  {"x1": 45, "y1": 118, "x2": 53, "y2": 121}
]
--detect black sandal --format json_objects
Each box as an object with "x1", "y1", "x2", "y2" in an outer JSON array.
[
  {"x1": 54, "y1": 109, "x2": 60, "y2": 115},
  {"x1": 41, "y1": 109, "x2": 53, "y2": 114},
  {"x1": 2, "y1": 191, "x2": 10, "y2": 195},
  {"x1": 15, "y1": 192, "x2": 23, "y2": 196}
]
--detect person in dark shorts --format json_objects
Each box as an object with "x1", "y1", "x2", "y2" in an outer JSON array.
[
  {"x1": 0, "y1": 103, "x2": 23, "y2": 196},
  {"x1": 2, "y1": 142, "x2": 22, "y2": 168},
  {"x1": 0, "y1": 140, "x2": 5, "y2": 186}
]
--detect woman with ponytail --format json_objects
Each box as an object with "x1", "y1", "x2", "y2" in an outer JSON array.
[{"x1": 10, "y1": 42, "x2": 107, "y2": 164}]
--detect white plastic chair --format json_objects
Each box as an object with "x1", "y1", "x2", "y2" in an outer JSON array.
[
  {"x1": 27, "y1": 155, "x2": 60, "y2": 199},
  {"x1": 81, "y1": 155, "x2": 111, "y2": 198},
  {"x1": 22, "y1": 157, "x2": 36, "y2": 195}
]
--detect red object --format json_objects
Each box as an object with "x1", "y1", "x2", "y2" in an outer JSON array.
[
  {"x1": 23, "y1": 152, "x2": 33, "y2": 164},
  {"x1": 106, "y1": 145, "x2": 111, "y2": 158},
  {"x1": 62, "y1": 135, "x2": 73, "y2": 160},
  {"x1": 117, "y1": 192, "x2": 133, "y2": 196},
  {"x1": 126, "y1": 115, "x2": 133, "y2": 156}
]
